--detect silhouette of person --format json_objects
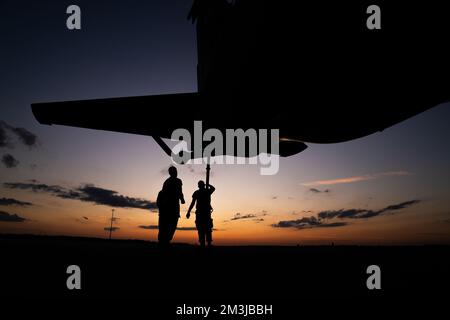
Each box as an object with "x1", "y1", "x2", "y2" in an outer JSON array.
[
  {"x1": 186, "y1": 181, "x2": 215, "y2": 247},
  {"x1": 156, "y1": 166, "x2": 185, "y2": 247}
]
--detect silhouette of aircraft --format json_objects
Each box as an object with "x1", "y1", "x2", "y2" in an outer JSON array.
[{"x1": 32, "y1": 0, "x2": 449, "y2": 159}]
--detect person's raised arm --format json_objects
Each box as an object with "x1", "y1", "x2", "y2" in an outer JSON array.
[{"x1": 208, "y1": 184, "x2": 215, "y2": 194}]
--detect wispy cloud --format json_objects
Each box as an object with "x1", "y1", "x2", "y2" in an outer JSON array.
[
  {"x1": 309, "y1": 188, "x2": 330, "y2": 194},
  {"x1": 0, "y1": 125, "x2": 8, "y2": 148},
  {"x1": 228, "y1": 211, "x2": 268, "y2": 222},
  {"x1": 0, "y1": 122, "x2": 39, "y2": 170},
  {"x1": 2, "y1": 154, "x2": 19, "y2": 168},
  {"x1": 317, "y1": 200, "x2": 420, "y2": 219},
  {"x1": 230, "y1": 213, "x2": 258, "y2": 221},
  {"x1": 75, "y1": 216, "x2": 89, "y2": 224},
  {"x1": 3, "y1": 181, "x2": 157, "y2": 210},
  {"x1": 272, "y1": 216, "x2": 348, "y2": 230},
  {"x1": 0, "y1": 121, "x2": 38, "y2": 148},
  {"x1": 301, "y1": 171, "x2": 410, "y2": 186},
  {"x1": 272, "y1": 200, "x2": 420, "y2": 230},
  {"x1": 0, "y1": 210, "x2": 26, "y2": 222},
  {"x1": 0, "y1": 197, "x2": 33, "y2": 207}
]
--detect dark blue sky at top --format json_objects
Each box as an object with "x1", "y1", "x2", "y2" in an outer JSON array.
[{"x1": 1, "y1": 0, "x2": 197, "y2": 123}]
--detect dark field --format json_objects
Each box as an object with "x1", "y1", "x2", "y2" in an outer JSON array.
[{"x1": 1, "y1": 234, "x2": 449, "y2": 304}]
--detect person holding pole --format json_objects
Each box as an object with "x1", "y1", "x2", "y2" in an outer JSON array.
[{"x1": 186, "y1": 174, "x2": 215, "y2": 247}]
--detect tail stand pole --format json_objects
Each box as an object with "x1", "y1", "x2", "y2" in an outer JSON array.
[
  {"x1": 205, "y1": 157, "x2": 213, "y2": 214},
  {"x1": 205, "y1": 157, "x2": 211, "y2": 188}
]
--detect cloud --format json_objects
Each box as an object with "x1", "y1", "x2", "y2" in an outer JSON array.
[
  {"x1": 4, "y1": 182, "x2": 69, "y2": 195},
  {"x1": 271, "y1": 200, "x2": 420, "y2": 230},
  {"x1": 0, "y1": 210, "x2": 26, "y2": 222},
  {"x1": 317, "y1": 200, "x2": 421, "y2": 220},
  {"x1": 138, "y1": 225, "x2": 197, "y2": 231},
  {"x1": 139, "y1": 225, "x2": 159, "y2": 229},
  {"x1": 309, "y1": 188, "x2": 330, "y2": 194},
  {"x1": 75, "y1": 216, "x2": 90, "y2": 223},
  {"x1": 272, "y1": 216, "x2": 348, "y2": 230},
  {"x1": 3, "y1": 181, "x2": 157, "y2": 210},
  {"x1": 228, "y1": 211, "x2": 268, "y2": 222},
  {"x1": 0, "y1": 121, "x2": 38, "y2": 148},
  {"x1": 0, "y1": 197, "x2": 33, "y2": 207},
  {"x1": 318, "y1": 209, "x2": 369, "y2": 219},
  {"x1": 301, "y1": 171, "x2": 410, "y2": 186},
  {"x1": 77, "y1": 185, "x2": 157, "y2": 209},
  {"x1": 10, "y1": 127, "x2": 37, "y2": 147},
  {"x1": 0, "y1": 125, "x2": 9, "y2": 147},
  {"x1": 2, "y1": 154, "x2": 19, "y2": 168},
  {"x1": 379, "y1": 200, "x2": 421, "y2": 214},
  {"x1": 230, "y1": 213, "x2": 257, "y2": 221},
  {"x1": 177, "y1": 227, "x2": 197, "y2": 231},
  {"x1": 291, "y1": 210, "x2": 313, "y2": 215}
]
